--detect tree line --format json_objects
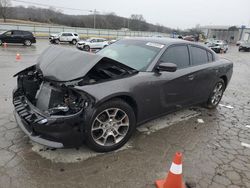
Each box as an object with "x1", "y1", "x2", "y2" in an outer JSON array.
[{"x1": 0, "y1": 5, "x2": 173, "y2": 33}]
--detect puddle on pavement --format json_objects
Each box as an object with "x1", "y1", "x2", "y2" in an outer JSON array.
[
  {"x1": 137, "y1": 108, "x2": 201, "y2": 134},
  {"x1": 31, "y1": 142, "x2": 132, "y2": 163},
  {"x1": 31, "y1": 108, "x2": 201, "y2": 163}
]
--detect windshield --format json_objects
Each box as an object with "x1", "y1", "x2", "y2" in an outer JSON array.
[{"x1": 97, "y1": 39, "x2": 163, "y2": 71}]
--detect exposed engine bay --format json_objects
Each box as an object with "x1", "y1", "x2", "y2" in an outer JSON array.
[{"x1": 15, "y1": 57, "x2": 137, "y2": 116}]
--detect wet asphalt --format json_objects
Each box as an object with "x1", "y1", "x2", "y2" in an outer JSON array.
[{"x1": 0, "y1": 40, "x2": 250, "y2": 188}]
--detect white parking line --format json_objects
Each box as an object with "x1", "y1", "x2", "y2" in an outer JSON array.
[
  {"x1": 219, "y1": 104, "x2": 234, "y2": 109},
  {"x1": 241, "y1": 142, "x2": 250, "y2": 148}
]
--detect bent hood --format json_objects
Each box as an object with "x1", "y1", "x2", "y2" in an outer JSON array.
[{"x1": 36, "y1": 46, "x2": 136, "y2": 82}]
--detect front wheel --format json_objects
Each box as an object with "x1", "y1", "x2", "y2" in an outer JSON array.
[
  {"x1": 206, "y1": 79, "x2": 225, "y2": 109},
  {"x1": 86, "y1": 99, "x2": 136, "y2": 152},
  {"x1": 84, "y1": 45, "x2": 90, "y2": 51}
]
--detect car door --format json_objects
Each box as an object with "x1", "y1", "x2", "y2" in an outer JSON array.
[
  {"x1": 67, "y1": 33, "x2": 73, "y2": 42},
  {"x1": 59, "y1": 33, "x2": 67, "y2": 42},
  {"x1": 90, "y1": 39, "x2": 98, "y2": 48},
  {"x1": 188, "y1": 45, "x2": 218, "y2": 103},
  {"x1": 2, "y1": 31, "x2": 13, "y2": 43},
  {"x1": 153, "y1": 44, "x2": 195, "y2": 112},
  {"x1": 12, "y1": 30, "x2": 23, "y2": 43}
]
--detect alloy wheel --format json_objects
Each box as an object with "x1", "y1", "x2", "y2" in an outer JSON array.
[
  {"x1": 91, "y1": 108, "x2": 130, "y2": 147},
  {"x1": 210, "y1": 82, "x2": 224, "y2": 105},
  {"x1": 24, "y1": 40, "x2": 31, "y2": 46}
]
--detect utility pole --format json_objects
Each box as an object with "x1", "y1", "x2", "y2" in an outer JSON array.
[{"x1": 93, "y1": 9, "x2": 96, "y2": 29}]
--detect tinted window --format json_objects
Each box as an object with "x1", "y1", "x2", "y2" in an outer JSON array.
[
  {"x1": 74, "y1": 33, "x2": 78, "y2": 36},
  {"x1": 67, "y1": 33, "x2": 73, "y2": 36},
  {"x1": 207, "y1": 51, "x2": 213, "y2": 62},
  {"x1": 190, "y1": 46, "x2": 208, "y2": 65},
  {"x1": 4, "y1": 31, "x2": 12, "y2": 36},
  {"x1": 61, "y1": 33, "x2": 67, "y2": 36},
  {"x1": 22, "y1": 31, "x2": 32, "y2": 36},
  {"x1": 12, "y1": 30, "x2": 22, "y2": 35},
  {"x1": 159, "y1": 45, "x2": 190, "y2": 69},
  {"x1": 91, "y1": 39, "x2": 97, "y2": 42}
]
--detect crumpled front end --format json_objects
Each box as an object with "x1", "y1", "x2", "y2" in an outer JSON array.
[{"x1": 13, "y1": 66, "x2": 92, "y2": 148}]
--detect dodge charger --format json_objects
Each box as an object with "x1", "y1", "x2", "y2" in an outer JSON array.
[{"x1": 13, "y1": 38, "x2": 233, "y2": 152}]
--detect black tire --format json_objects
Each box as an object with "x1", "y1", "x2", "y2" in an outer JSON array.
[
  {"x1": 206, "y1": 79, "x2": 225, "y2": 109},
  {"x1": 72, "y1": 39, "x2": 77, "y2": 45},
  {"x1": 86, "y1": 99, "x2": 136, "y2": 152},
  {"x1": 24, "y1": 40, "x2": 32, "y2": 46},
  {"x1": 84, "y1": 45, "x2": 90, "y2": 51},
  {"x1": 54, "y1": 39, "x2": 60, "y2": 44}
]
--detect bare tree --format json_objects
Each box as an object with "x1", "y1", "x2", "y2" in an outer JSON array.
[{"x1": 0, "y1": 0, "x2": 11, "y2": 22}]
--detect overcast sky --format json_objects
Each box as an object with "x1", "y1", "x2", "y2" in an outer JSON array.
[{"x1": 13, "y1": 0, "x2": 250, "y2": 29}]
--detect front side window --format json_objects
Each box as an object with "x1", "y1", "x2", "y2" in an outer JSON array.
[
  {"x1": 190, "y1": 46, "x2": 208, "y2": 65},
  {"x1": 4, "y1": 31, "x2": 12, "y2": 36},
  {"x1": 159, "y1": 45, "x2": 190, "y2": 69}
]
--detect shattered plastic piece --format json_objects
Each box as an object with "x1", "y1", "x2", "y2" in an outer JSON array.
[
  {"x1": 219, "y1": 104, "x2": 234, "y2": 109},
  {"x1": 197, "y1": 118, "x2": 204, "y2": 123}
]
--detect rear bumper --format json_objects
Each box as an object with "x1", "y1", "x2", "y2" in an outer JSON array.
[{"x1": 13, "y1": 94, "x2": 84, "y2": 148}]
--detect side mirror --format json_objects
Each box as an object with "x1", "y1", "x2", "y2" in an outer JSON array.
[{"x1": 156, "y1": 63, "x2": 177, "y2": 72}]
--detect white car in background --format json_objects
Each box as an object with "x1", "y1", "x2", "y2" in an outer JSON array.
[
  {"x1": 49, "y1": 32, "x2": 80, "y2": 45},
  {"x1": 76, "y1": 38, "x2": 109, "y2": 51}
]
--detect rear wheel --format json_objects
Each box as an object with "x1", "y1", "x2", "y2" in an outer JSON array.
[
  {"x1": 72, "y1": 39, "x2": 77, "y2": 45},
  {"x1": 206, "y1": 79, "x2": 225, "y2": 109},
  {"x1": 86, "y1": 99, "x2": 136, "y2": 152},
  {"x1": 24, "y1": 40, "x2": 31, "y2": 46}
]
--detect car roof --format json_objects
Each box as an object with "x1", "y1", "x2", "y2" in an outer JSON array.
[{"x1": 119, "y1": 37, "x2": 193, "y2": 45}]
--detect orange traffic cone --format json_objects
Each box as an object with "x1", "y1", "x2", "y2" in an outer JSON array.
[
  {"x1": 16, "y1": 53, "x2": 21, "y2": 61},
  {"x1": 3, "y1": 42, "x2": 7, "y2": 48},
  {"x1": 155, "y1": 152, "x2": 186, "y2": 188}
]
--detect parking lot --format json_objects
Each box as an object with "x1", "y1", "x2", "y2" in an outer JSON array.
[{"x1": 0, "y1": 40, "x2": 250, "y2": 188}]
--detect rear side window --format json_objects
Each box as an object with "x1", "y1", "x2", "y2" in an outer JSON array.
[
  {"x1": 159, "y1": 45, "x2": 190, "y2": 69},
  {"x1": 12, "y1": 30, "x2": 22, "y2": 35},
  {"x1": 74, "y1": 33, "x2": 78, "y2": 36},
  {"x1": 190, "y1": 46, "x2": 208, "y2": 65},
  {"x1": 22, "y1": 31, "x2": 32, "y2": 36}
]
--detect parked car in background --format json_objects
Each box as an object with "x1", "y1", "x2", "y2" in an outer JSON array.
[
  {"x1": 238, "y1": 42, "x2": 250, "y2": 52},
  {"x1": 204, "y1": 38, "x2": 215, "y2": 45},
  {"x1": 13, "y1": 37, "x2": 233, "y2": 152},
  {"x1": 236, "y1": 40, "x2": 246, "y2": 46},
  {"x1": 76, "y1": 37, "x2": 109, "y2": 51},
  {"x1": 0, "y1": 30, "x2": 36, "y2": 46},
  {"x1": 49, "y1": 32, "x2": 80, "y2": 44},
  {"x1": 183, "y1": 35, "x2": 195, "y2": 42},
  {"x1": 206, "y1": 40, "x2": 228, "y2": 53},
  {"x1": 108, "y1": 39, "x2": 117, "y2": 45}
]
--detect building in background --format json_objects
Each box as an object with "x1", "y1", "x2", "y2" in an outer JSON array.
[{"x1": 200, "y1": 25, "x2": 250, "y2": 43}]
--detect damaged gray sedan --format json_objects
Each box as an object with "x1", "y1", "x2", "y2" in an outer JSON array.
[{"x1": 13, "y1": 38, "x2": 233, "y2": 152}]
